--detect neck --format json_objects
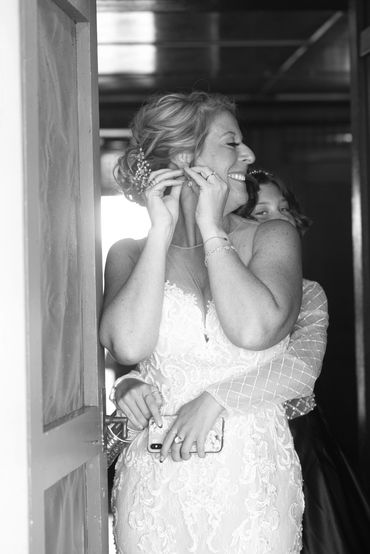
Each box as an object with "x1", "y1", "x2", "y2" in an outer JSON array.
[
  {"x1": 222, "y1": 213, "x2": 238, "y2": 234},
  {"x1": 172, "y1": 209, "x2": 203, "y2": 247},
  {"x1": 170, "y1": 188, "x2": 240, "y2": 247},
  {"x1": 171, "y1": 188, "x2": 203, "y2": 247}
]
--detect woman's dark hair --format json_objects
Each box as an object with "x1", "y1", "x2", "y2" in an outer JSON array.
[{"x1": 235, "y1": 169, "x2": 312, "y2": 236}]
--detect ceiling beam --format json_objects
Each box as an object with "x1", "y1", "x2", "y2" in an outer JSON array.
[
  {"x1": 99, "y1": 89, "x2": 350, "y2": 104},
  {"x1": 98, "y1": 39, "x2": 303, "y2": 47},
  {"x1": 99, "y1": 100, "x2": 350, "y2": 128},
  {"x1": 97, "y1": 1, "x2": 349, "y2": 13},
  {"x1": 261, "y1": 11, "x2": 345, "y2": 92}
]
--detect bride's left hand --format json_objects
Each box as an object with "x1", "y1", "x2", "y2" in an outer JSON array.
[
  {"x1": 184, "y1": 166, "x2": 229, "y2": 233},
  {"x1": 160, "y1": 392, "x2": 224, "y2": 462}
]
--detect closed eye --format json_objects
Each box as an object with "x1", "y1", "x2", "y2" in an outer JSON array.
[{"x1": 227, "y1": 142, "x2": 240, "y2": 148}]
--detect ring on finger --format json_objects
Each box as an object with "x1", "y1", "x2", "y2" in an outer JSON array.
[
  {"x1": 174, "y1": 435, "x2": 184, "y2": 444},
  {"x1": 205, "y1": 171, "x2": 216, "y2": 181},
  {"x1": 148, "y1": 177, "x2": 158, "y2": 188}
]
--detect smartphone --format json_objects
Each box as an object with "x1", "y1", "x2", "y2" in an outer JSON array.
[{"x1": 147, "y1": 415, "x2": 224, "y2": 454}]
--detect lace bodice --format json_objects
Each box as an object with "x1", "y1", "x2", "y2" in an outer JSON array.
[{"x1": 138, "y1": 281, "x2": 289, "y2": 414}]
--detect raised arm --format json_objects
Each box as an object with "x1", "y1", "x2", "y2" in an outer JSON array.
[
  {"x1": 99, "y1": 232, "x2": 168, "y2": 365},
  {"x1": 188, "y1": 165, "x2": 303, "y2": 350},
  {"x1": 99, "y1": 171, "x2": 183, "y2": 365},
  {"x1": 206, "y1": 220, "x2": 302, "y2": 349},
  {"x1": 206, "y1": 280, "x2": 328, "y2": 413}
]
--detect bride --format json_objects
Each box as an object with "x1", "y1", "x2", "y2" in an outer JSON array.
[{"x1": 99, "y1": 91, "x2": 304, "y2": 553}]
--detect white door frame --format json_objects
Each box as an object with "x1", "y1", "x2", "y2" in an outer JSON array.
[{"x1": 0, "y1": 2, "x2": 30, "y2": 551}]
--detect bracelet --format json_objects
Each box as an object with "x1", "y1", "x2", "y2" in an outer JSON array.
[
  {"x1": 203, "y1": 235, "x2": 229, "y2": 246},
  {"x1": 204, "y1": 244, "x2": 236, "y2": 267},
  {"x1": 109, "y1": 373, "x2": 146, "y2": 407}
]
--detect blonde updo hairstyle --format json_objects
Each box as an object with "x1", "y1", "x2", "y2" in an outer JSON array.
[{"x1": 114, "y1": 91, "x2": 236, "y2": 205}]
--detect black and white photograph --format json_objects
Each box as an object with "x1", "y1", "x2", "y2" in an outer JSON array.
[{"x1": 2, "y1": 1, "x2": 370, "y2": 553}]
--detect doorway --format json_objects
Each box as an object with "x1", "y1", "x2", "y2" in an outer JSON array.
[{"x1": 98, "y1": 3, "x2": 357, "y2": 471}]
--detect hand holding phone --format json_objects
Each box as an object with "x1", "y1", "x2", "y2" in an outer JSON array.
[{"x1": 147, "y1": 415, "x2": 224, "y2": 454}]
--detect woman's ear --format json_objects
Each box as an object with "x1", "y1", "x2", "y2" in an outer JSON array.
[{"x1": 170, "y1": 151, "x2": 193, "y2": 168}]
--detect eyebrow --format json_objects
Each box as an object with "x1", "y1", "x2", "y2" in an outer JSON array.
[
  {"x1": 255, "y1": 198, "x2": 288, "y2": 206},
  {"x1": 220, "y1": 131, "x2": 236, "y2": 138},
  {"x1": 220, "y1": 130, "x2": 244, "y2": 141}
]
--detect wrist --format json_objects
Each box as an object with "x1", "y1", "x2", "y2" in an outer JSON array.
[
  {"x1": 199, "y1": 224, "x2": 226, "y2": 241},
  {"x1": 201, "y1": 391, "x2": 224, "y2": 415},
  {"x1": 148, "y1": 225, "x2": 173, "y2": 249},
  {"x1": 110, "y1": 374, "x2": 146, "y2": 407},
  {"x1": 203, "y1": 234, "x2": 229, "y2": 249}
]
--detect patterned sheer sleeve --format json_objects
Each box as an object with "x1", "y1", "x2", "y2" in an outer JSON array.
[{"x1": 206, "y1": 280, "x2": 328, "y2": 414}]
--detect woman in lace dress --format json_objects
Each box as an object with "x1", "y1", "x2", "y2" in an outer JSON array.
[{"x1": 99, "y1": 92, "x2": 304, "y2": 553}]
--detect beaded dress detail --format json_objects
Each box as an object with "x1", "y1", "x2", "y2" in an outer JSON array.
[{"x1": 112, "y1": 239, "x2": 304, "y2": 554}]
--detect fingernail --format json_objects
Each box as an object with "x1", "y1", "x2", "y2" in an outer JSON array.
[{"x1": 159, "y1": 456, "x2": 164, "y2": 463}]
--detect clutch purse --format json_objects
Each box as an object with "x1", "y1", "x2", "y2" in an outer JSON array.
[{"x1": 104, "y1": 411, "x2": 129, "y2": 468}]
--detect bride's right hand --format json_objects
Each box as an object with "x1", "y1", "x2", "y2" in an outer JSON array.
[
  {"x1": 115, "y1": 378, "x2": 163, "y2": 431},
  {"x1": 144, "y1": 169, "x2": 184, "y2": 240}
]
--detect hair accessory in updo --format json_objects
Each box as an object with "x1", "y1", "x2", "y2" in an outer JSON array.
[
  {"x1": 133, "y1": 147, "x2": 151, "y2": 195},
  {"x1": 114, "y1": 91, "x2": 237, "y2": 205}
]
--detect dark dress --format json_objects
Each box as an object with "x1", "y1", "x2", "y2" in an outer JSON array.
[{"x1": 289, "y1": 407, "x2": 370, "y2": 553}]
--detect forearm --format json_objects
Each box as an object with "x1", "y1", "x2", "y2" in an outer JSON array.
[
  {"x1": 100, "y1": 230, "x2": 168, "y2": 364},
  {"x1": 207, "y1": 356, "x2": 317, "y2": 413},
  {"x1": 207, "y1": 280, "x2": 328, "y2": 413}
]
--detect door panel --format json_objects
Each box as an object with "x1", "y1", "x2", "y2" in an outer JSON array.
[
  {"x1": 0, "y1": 0, "x2": 107, "y2": 552},
  {"x1": 44, "y1": 465, "x2": 87, "y2": 554},
  {"x1": 39, "y1": 0, "x2": 84, "y2": 425}
]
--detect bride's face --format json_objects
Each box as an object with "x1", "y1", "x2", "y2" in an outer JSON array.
[{"x1": 195, "y1": 111, "x2": 256, "y2": 214}]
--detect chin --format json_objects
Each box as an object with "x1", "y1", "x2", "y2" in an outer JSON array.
[
  {"x1": 226, "y1": 196, "x2": 247, "y2": 214},
  {"x1": 224, "y1": 202, "x2": 240, "y2": 216}
]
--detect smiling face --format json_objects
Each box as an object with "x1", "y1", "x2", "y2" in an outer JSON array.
[
  {"x1": 251, "y1": 183, "x2": 296, "y2": 227},
  {"x1": 195, "y1": 111, "x2": 255, "y2": 214}
]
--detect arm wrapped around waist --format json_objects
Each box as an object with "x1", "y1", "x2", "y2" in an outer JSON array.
[{"x1": 206, "y1": 280, "x2": 328, "y2": 414}]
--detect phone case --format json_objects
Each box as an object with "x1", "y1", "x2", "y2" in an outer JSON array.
[{"x1": 147, "y1": 415, "x2": 224, "y2": 454}]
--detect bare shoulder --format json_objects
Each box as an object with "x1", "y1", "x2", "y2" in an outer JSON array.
[
  {"x1": 104, "y1": 237, "x2": 146, "y2": 301},
  {"x1": 106, "y1": 237, "x2": 145, "y2": 267},
  {"x1": 229, "y1": 215, "x2": 259, "y2": 263},
  {"x1": 253, "y1": 220, "x2": 301, "y2": 253}
]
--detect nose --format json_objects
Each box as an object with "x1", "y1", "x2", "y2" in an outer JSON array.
[{"x1": 239, "y1": 143, "x2": 255, "y2": 165}]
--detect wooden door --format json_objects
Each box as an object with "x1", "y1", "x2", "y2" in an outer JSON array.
[
  {"x1": 0, "y1": 0, "x2": 108, "y2": 552},
  {"x1": 349, "y1": 0, "x2": 370, "y2": 494}
]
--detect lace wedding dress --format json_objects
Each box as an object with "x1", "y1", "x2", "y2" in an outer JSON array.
[{"x1": 112, "y1": 274, "x2": 304, "y2": 553}]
